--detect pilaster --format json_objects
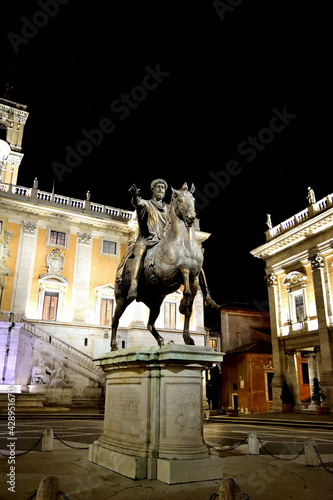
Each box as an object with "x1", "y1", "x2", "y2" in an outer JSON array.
[
  {"x1": 265, "y1": 273, "x2": 283, "y2": 411},
  {"x1": 71, "y1": 233, "x2": 92, "y2": 322},
  {"x1": 11, "y1": 221, "x2": 38, "y2": 315},
  {"x1": 309, "y1": 253, "x2": 333, "y2": 409}
]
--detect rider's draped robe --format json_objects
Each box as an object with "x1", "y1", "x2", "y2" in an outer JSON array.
[{"x1": 116, "y1": 198, "x2": 170, "y2": 283}]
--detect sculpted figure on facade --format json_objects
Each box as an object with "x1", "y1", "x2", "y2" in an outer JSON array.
[
  {"x1": 0, "y1": 231, "x2": 13, "y2": 264},
  {"x1": 31, "y1": 358, "x2": 51, "y2": 384},
  {"x1": 266, "y1": 214, "x2": 272, "y2": 229},
  {"x1": 49, "y1": 362, "x2": 69, "y2": 387},
  {"x1": 307, "y1": 186, "x2": 316, "y2": 205}
]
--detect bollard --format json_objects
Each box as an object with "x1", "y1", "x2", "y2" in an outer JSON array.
[
  {"x1": 219, "y1": 477, "x2": 242, "y2": 499},
  {"x1": 248, "y1": 431, "x2": 259, "y2": 455},
  {"x1": 36, "y1": 476, "x2": 60, "y2": 500},
  {"x1": 305, "y1": 437, "x2": 320, "y2": 466},
  {"x1": 41, "y1": 428, "x2": 54, "y2": 452}
]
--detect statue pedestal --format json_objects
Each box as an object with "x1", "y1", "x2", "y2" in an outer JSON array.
[{"x1": 89, "y1": 344, "x2": 224, "y2": 484}]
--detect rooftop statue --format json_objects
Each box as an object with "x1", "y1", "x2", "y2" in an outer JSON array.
[{"x1": 111, "y1": 179, "x2": 218, "y2": 350}]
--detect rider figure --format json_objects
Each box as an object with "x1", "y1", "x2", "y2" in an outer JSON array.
[{"x1": 127, "y1": 179, "x2": 170, "y2": 301}]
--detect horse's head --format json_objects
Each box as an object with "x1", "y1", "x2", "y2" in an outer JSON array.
[{"x1": 171, "y1": 183, "x2": 196, "y2": 227}]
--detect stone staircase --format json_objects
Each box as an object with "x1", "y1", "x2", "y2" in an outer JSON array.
[
  {"x1": 19, "y1": 316, "x2": 105, "y2": 385},
  {"x1": 0, "y1": 312, "x2": 105, "y2": 408}
]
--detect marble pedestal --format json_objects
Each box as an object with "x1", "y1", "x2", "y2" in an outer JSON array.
[{"x1": 89, "y1": 344, "x2": 224, "y2": 484}]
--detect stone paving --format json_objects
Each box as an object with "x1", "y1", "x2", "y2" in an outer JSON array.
[{"x1": 1, "y1": 411, "x2": 333, "y2": 499}]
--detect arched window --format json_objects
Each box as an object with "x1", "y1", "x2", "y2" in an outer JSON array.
[{"x1": 283, "y1": 271, "x2": 308, "y2": 327}]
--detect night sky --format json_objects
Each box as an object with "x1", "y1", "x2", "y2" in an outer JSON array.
[{"x1": 1, "y1": 1, "x2": 331, "y2": 325}]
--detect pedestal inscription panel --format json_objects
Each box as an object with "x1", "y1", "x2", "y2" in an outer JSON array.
[
  {"x1": 163, "y1": 383, "x2": 201, "y2": 438},
  {"x1": 106, "y1": 383, "x2": 142, "y2": 436}
]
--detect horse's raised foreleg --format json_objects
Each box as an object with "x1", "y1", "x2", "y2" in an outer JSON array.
[
  {"x1": 147, "y1": 300, "x2": 165, "y2": 347},
  {"x1": 111, "y1": 296, "x2": 133, "y2": 351}
]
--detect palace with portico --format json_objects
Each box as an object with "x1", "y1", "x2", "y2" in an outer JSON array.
[
  {"x1": 251, "y1": 192, "x2": 333, "y2": 412},
  {"x1": 0, "y1": 95, "x2": 209, "y2": 406}
]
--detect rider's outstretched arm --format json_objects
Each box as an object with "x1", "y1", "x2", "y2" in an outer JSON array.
[{"x1": 128, "y1": 184, "x2": 142, "y2": 208}]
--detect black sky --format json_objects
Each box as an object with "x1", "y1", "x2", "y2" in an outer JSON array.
[{"x1": 1, "y1": 1, "x2": 331, "y2": 320}]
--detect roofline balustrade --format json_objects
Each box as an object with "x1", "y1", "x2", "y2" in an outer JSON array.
[
  {"x1": 266, "y1": 194, "x2": 333, "y2": 241},
  {"x1": 0, "y1": 181, "x2": 133, "y2": 221}
]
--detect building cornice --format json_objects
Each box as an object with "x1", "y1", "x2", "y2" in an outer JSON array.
[
  {"x1": 0, "y1": 197, "x2": 134, "y2": 235},
  {"x1": 251, "y1": 204, "x2": 333, "y2": 260},
  {"x1": 0, "y1": 183, "x2": 211, "y2": 242}
]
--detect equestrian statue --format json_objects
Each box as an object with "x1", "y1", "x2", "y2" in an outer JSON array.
[{"x1": 111, "y1": 179, "x2": 218, "y2": 351}]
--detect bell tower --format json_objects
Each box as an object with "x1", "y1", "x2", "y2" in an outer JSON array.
[{"x1": 0, "y1": 84, "x2": 29, "y2": 185}]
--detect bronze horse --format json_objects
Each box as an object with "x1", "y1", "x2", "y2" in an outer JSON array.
[{"x1": 111, "y1": 183, "x2": 204, "y2": 350}]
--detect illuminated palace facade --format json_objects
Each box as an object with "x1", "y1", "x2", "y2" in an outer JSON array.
[
  {"x1": 0, "y1": 96, "x2": 208, "y2": 404},
  {"x1": 251, "y1": 193, "x2": 333, "y2": 412}
]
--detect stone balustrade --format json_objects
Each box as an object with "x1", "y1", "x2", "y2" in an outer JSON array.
[
  {"x1": 266, "y1": 192, "x2": 333, "y2": 241},
  {"x1": 0, "y1": 181, "x2": 133, "y2": 221},
  {"x1": 0, "y1": 312, "x2": 105, "y2": 381}
]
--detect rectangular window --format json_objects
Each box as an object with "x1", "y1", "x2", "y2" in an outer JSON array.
[
  {"x1": 301, "y1": 362, "x2": 310, "y2": 385},
  {"x1": 102, "y1": 240, "x2": 117, "y2": 255},
  {"x1": 164, "y1": 302, "x2": 176, "y2": 329},
  {"x1": 294, "y1": 292, "x2": 304, "y2": 322},
  {"x1": 42, "y1": 292, "x2": 59, "y2": 320},
  {"x1": 266, "y1": 372, "x2": 274, "y2": 401},
  {"x1": 100, "y1": 298, "x2": 113, "y2": 326},
  {"x1": 210, "y1": 339, "x2": 217, "y2": 350},
  {"x1": 50, "y1": 230, "x2": 66, "y2": 246}
]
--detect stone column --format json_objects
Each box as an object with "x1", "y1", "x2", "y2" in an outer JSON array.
[
  {"x1": 11, "y1": 221, "x2": 38, "y2": 315},
  {"x1": 307, "y1": 353, "x2": 317, "y2": 410},
  {"x1": 286, "y1": 351, "x2": 301, "y2": 409},
  {"x1": 265, "y1": 274, "x2": 283, "y2": 411},
  {"x1": 309, "y1": 253, "x2": 333, "y2": 410},
  {"x1": 71, "y1": 233, "x2": 92, "y2": 322}
]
